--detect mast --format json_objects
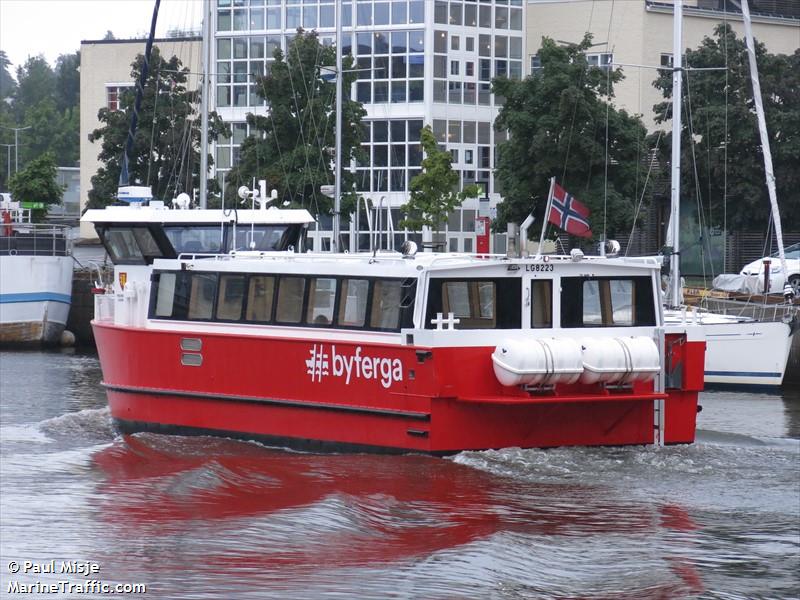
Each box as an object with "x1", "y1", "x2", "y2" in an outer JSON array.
[
  {"x1": 740, "y1": 0, "x2": 788, "y2": 282},
  {"x1": 668, "y1": 0, "x2": 683, "y2": 309},
  {"x1": 199, "y1": 0, "x2": 211, "y2": 208},
  {"x1": 333, "y1": 0, "x2": 344, "y2": 252},
  {"x1": 119, "y1": 0, "x2": 162, "y2": 190}
]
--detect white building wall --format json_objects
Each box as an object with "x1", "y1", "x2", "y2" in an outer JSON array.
[
  {"x1": 526, "y1": 0, "x2": 800, "y2": 130},
  {"x1": 79, "y1": 37, "x2": 201, "y2": 239}
]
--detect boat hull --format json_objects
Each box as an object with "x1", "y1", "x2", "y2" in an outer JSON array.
[
  {"x1": 703, "y1": 320, "x2": 793, "y2": 386},
  {"x1": 93, "y1": 322, "x2": 701, "y2": 453},
  {"x1": 0, "y1": 256, "x2": 73, "y2": 345}
]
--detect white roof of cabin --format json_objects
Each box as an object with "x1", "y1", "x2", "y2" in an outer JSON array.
[{"x1": 81, "y1": 206, "x2": 315, "y2": 225}]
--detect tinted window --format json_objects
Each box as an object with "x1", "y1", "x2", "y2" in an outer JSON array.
[
  {"x1": 164, "y1": 226, "x2": 225, "y2": 254},
  {"x1": 338, "y1": 278, "x2": 369, "y2": 327},
  {"x1": 561, "y1": 276, "x2": 655, "y2": 327},
  {"x1": 103, "y1": 228, "x2": 144, "y2": 263},
  {"x1": 188, "y1": 273, "x2": 217, "y2": 320},
  {"x1": 426, "y1": 278, "x2": 521, "y2": 329},
  {"x1": 154, "y1": 273, "x2": 177, "y2": 317},
  {"x1": 217, "y1": 274, "x2": 245, "y2": 321},
  {"x1": 531, "y1": 279, "x2": 552, "y2": 328},
  {"x1": 371, "y1": 280, "x2": 402, "y2": 329},
  {"x1": 306, "y1": 278, "x2": 337, "y2": 325},
  {"x1": 246, "y1": 276, "x2": 275, "y2": 322},
  {"x1": 275, "y1": 276, "x2": 306, "y2": 323}
]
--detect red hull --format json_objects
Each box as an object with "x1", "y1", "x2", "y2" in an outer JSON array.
[{"x1": 94, "y1": 323, "x2": 700, "y2": 453}]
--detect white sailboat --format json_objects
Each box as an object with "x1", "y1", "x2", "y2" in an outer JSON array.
[{"x1": 662, "y1": 0, "x2": 794, "y2": 387}]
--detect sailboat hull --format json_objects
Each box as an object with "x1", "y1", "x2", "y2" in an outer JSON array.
[{"x1": 665, "y1": 311, "x2": 792, "y2": 386}]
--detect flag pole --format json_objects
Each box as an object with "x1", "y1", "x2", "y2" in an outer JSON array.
[{"x1": 535, "y1": 177, "x2": 556, "y2": 259}]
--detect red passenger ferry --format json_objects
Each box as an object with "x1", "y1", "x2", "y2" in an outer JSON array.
[{"x1": 83, "y1": 200, "x2": 704, "y2": 453}]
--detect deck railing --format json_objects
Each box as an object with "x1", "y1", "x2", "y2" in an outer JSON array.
[{"x1": 0, "y1": 223, "x2": 73, "y2": 257}]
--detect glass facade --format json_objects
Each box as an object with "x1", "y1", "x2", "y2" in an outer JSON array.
[{"x1": 212, "y1": 0, "x2": 520, "y2": 251}]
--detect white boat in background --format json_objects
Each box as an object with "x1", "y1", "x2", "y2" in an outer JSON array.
[
  {"x1": 661, "y1": 0, "x2": 793, "y2": 387},
  {"x1": 664, "y1": 308, "x2": 792, "y2": 387},
  {"x1": 0, "y1": 199, "x2": 73, "y2": 345}
]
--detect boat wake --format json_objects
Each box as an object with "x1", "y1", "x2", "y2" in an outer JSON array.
[{"x1": 38, "y1": 407, "x2": 116, "y2": 443}]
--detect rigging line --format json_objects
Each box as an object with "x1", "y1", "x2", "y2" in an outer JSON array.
[
  {"x1": 146, "y1": 64, "x2": 161, "y2": 186},
  {"x1": 625, "y1": 130, "x2": 664, "y2": 256},
  {"x1": 290, "y1": 42, "x2": 323, "y2": 208},
  {"x1": 722, "y1": 9, "x2": 729, "y2": 271},
  {"x1": 603, "y1": 49, "x2": 612, "y2": 243},
  {"x1": 285, "y1": 52, "x2": 313, "y2": 206},
  {"x1": 685, "y1": 70, "x2": 713, "y2": 282},
  {"x1": 259, "y1": 74, "x2": 293, "y2": 198}
]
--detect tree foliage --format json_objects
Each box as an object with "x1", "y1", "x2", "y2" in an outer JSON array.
[
  {"x1": 8, "y1": 152, "x2": 63, "y2": 219},
  {"x1": 87, "y1": 47, "x2": 228, "y2": 209},
  {"x1": 0, "y1": 50, "x2": 16, "y2": 100},
  {"x1": 493, "y1": 35, "x2": 650, "y2": 240},
  {"x1": 0, "y1": 52, "x2": 81, "y2": 190},
  {"x1": 652, "y1": 24, "x2": 800, "y2": 232},
  {"x1": 401, "y1": 126, "x2": 481, "y2": 231},
  {"x1": 229, "y1": 29, "x2": 366, "y2": 215}
]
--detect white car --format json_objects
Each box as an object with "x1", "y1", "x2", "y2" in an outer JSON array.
[{"x1": 740, "y1": 242, "x2": 800, "y2": 294}]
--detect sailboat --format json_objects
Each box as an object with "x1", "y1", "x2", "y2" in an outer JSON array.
[{"x1": 661, "y1": 0, "x2": 794, "y2": 387}]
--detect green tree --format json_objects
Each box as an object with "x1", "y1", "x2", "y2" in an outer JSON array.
[
  {"x1": 401, "y1": 126, "x2": 481, "y2": 232},
  {"x1": 652, "y1": 24, "x2": 800, "y2": 232},
  {"x1": 14, "y1": 56, "x2": 56, "y2": 122},
  {"x1": 55, "y1": 52, "x2": 80, "y2": 116},
  {"x1": 493, "y1": 35, "x2": 649, "y2": 240},
  {"x1": 230, "y1": 29, "x2": 366, "y2": 214},
  {"x1": 0, "y1": 50, "x2": 16, "y2": 100},
  {"x1": 87, "y1": 47, "x2": 227, "y2": 209},
  {"x1": 8, "y1": 152, "x2": 63, "y2": 220}
]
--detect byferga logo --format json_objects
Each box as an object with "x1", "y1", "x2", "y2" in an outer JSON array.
[{"x1": 306, "y1": 344, "x2": 403, "y2": 388}]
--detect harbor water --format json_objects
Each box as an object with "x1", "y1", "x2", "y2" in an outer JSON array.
[{"x1": 1, "y1": 350, "x2": 798, "y2": 599}]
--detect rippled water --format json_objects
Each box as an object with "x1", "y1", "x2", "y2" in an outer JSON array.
[{"x1": 1, "y1": 350, "x2": 798, "y2": 599}]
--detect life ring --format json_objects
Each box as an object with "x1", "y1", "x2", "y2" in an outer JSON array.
[{"x1": 1, "y1": 210, "x2": 12, "y2": 237}]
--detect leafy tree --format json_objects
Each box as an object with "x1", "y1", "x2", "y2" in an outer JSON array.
[
  {"x1": 20, "y1": 98, "x2": 78, "y2": 166},
  {"x1": 230, "y1": 29, "x2": 366, "y2": 215},
  {"x1": 652, "y1": 24, "x2": 800, "y2": 232},
  {"x1": 103, "y1": 30, "x2": 116, "y2": 41},
  {"x1": 8, "y1": 152, "x2": 63, "y2": 219},
  {"x1": 493, "y1": 35, "x2": 649, "y2": 240},
  {"x1": 87, "y1": 47, "x2": 228, "y2": 209},
  {"x1": 401, "y1": 126, "x2": 481, "y2": 232},
  {"x1": 0, "y1": 50, "x2": 16, "y2": 100},
  {"x1": 55, "y1": 52, "x2": 80, "y2": 116},
  {"x1": 14, "y1": 56, "x2": 56, "y2": 122}
]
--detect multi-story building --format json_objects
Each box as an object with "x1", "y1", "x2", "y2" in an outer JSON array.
[
  {"x1": 526, "y1": 0, "x2": 799, "y2": 130},
  {"x1": 211, "y1": 0, "x2": 525, "y2": 252},
  {"x1": 78, "y1": 36, "x2": 201, "y2": 239}
]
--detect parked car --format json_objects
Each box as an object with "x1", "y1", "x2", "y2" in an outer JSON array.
[{"x1": 740, "y1": 243, "x2": 800, "y2": 294}]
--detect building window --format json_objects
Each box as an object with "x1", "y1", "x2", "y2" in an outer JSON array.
[
  {"x1": 451, "y1": 60, "x2": 459, "y2": 75},
  {"x1": 106, "y1": 85, "x2": 133, "y2": 111},
  {"x1": 530, "y1": 55, "x2": 542, "y2": 74},
  {"x1": 587, "y1": 52, "x2": 613, "y2": 71},
  {"x1": 660, "y1": 53, "x2": 674, "y2": 69}
]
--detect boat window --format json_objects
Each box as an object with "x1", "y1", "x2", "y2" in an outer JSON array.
[
  {"x1": 531, "y1": 279, "x2": 552, "y2": 328},
  {"x1": 164, "y1": 226, "x2": 225, "y2": 254},
  {"x1": 561, "y1": 276, "x2": 655, "y2": 327},
  {"x1": 246, "y1": 275, "x2": 276, "y2": 322},
  {"x1": 216, "y1": 274, "x2": 246, "y2": 321},
  {"x1": 425, "y1": 278, "x2": 521, "y2": 329},
  {"x1": 103, "y1": 228, "x2": 144, "y2": 264},
  {"x1": 132, "y1": 227, "x2": 162, "y2": 258},
  {"x1": 442, "y1": 281, "x2": 496, "y2": 328},
  {"x1": 188, "y1": 273, "x2": 217, "y2": 320},
  {"x1": 306, "y1": 277, "x2": 337, "y2": 325},
  {"x1": 275, "y1": 276, "x2": 306, "y2": 323},
  {"x1": 154, "y1": 273, "x2": 177, "y2": 317},
  {"x1": 371, "y1": 280, "x2": 402, "y2": 329},
  {"x1": 230, "y1": 225, "x2": 294, "y2": 252},
  {"x1": 338, "y1": 278, "x2": 369, "y2": 327}
]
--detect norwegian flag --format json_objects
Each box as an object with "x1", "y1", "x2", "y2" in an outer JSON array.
[{"x1": 548, "y1": 182, "x2": 593, "y2": 238}]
